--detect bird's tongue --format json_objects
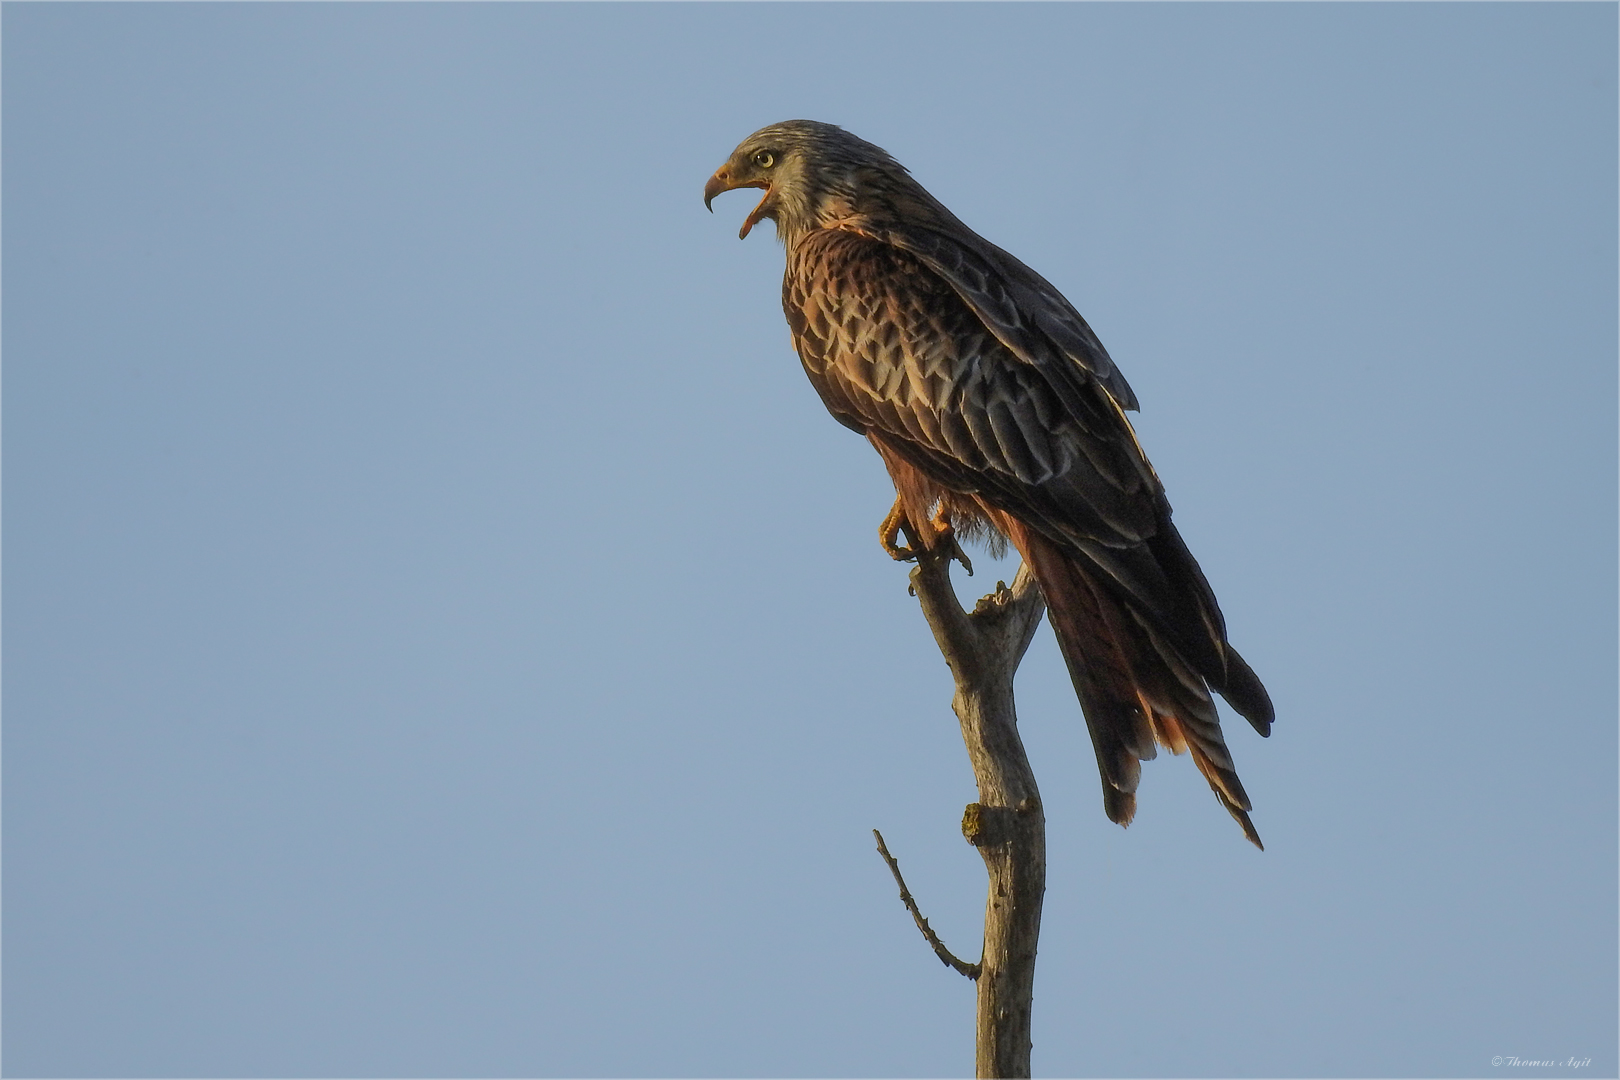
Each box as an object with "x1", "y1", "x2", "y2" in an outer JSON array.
[{"x1": 739, "y1": 186, "x2": 771, "y2": 240}]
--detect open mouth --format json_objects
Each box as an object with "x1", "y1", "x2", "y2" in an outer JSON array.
[{"x1": 738, "y1": 184, "x2": 771, "y2": 240}]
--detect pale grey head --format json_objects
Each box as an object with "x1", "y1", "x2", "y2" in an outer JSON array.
[{"x1": 703, "y1": 120, "x2": 916, "y2": 245}]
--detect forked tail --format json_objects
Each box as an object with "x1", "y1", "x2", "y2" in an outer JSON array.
[{"x1": 1002, "y1": 517, "x2": 1265, "y2": 849}]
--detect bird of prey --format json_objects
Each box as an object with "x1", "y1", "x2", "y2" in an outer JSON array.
[{"x1": 705, "y1": 121, "x2": 1273, "y2": 848}]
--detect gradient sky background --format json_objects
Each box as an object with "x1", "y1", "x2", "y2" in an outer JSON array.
[{"x1": 4, "y1": 4, "x2": 1616, "y2": 1078}]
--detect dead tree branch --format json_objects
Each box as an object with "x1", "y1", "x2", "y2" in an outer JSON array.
[{"x1": 879, "y1": 539, "x2": 1048, "y2": 1079}]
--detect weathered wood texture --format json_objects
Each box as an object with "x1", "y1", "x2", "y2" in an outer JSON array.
[{"x1": 903, "y1": 547, "x2": 1049, "y2": 1079}]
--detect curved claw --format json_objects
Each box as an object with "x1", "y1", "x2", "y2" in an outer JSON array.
[
  {"x1": 880, "y1": 500, "x2": 920, "y2": 562},
  {"x1": 930, "y1": 504, "x2": 974, "y2": 576},
  {"x1": 878, "y1": 499, "x2": 974, "y2": 575},
  {"x1": 945, "y1": 532, "x2": 974, "y2": 576}
]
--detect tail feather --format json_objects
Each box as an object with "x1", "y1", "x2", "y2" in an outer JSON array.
[
  {"x1": 1000, "y1": 514, "x2": 1265, "y2": 848},
  {"x1": 1127, "y1": 607, "x2": 1265, "y2": 851},
  {"x1": 1008, "y1": 519, "x2": 1154, "y2": 828}
]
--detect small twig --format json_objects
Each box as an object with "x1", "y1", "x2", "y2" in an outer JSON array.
[{"x1": 873, "y1": 829, "x2": 982, "y2": 980}]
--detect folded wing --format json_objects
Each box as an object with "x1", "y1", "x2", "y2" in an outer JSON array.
[{"x1": 784, "y1": 226, "x2": 1273, "y2": 843}]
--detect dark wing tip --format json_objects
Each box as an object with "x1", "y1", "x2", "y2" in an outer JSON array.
[
  {"x1": 1218, "y1": 645, "x2": 1275, "y2": 736},
  {"x1": 1108, "y1": 373, "x2": 1140, "y2": 413}
]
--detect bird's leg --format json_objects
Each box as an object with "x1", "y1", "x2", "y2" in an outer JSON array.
[{"x1": 878, "y1": 498, "x2": 974, "y2": 576}]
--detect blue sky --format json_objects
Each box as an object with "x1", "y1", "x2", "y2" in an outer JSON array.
[{"x1": 4, "y1": 4, "x2": 1616, "y2": 1077}]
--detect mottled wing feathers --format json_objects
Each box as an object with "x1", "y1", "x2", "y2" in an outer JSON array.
[
  {"x1": 866, "y1": 215, "x2": 1140, "y2": 413},
  {"x1": 784, "y1": 225, "x2": 1271, "y2": 844},
  {"x1": 783, "y1": 228, "x2": 1258, "y2": 691},
  {"x1": 785, "y1": 230, "x2": 1157, "y2": 546}
]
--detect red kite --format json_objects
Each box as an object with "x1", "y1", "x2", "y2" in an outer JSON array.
[{"x1": 707, "y1": 121, "x2": 1273, "y2": 847}]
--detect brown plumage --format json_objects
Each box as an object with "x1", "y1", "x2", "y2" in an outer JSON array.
[{"x1": 706, "y1": 121, "x2": 1273, "y2": 848}]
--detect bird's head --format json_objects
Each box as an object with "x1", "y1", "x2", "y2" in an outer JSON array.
[{"x1": 704, "y1": 120, "x2": 910, "y2": 244}]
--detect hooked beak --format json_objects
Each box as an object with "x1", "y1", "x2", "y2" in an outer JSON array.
[{"x1": 704, "y1": 167, "x2": 770, "y2": 240}]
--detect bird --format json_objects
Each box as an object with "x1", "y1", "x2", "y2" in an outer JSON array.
[{"x1": 705, "y1": 120, "x2": 1273, "y2": 848}]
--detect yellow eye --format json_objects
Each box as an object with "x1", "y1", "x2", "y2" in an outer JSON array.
[{"x1": 752, "y1": 150, "x2": 775, "y2": 169}]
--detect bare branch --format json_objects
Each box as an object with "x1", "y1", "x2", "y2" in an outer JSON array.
[
  {"x1": 900, "y1": 521, "x2": 986, "y2": 679},
  {"x1": 904, "y1": 544, "x2": 1048, "y2": 1080},
  {"x1": 873, "y1": 829, "x2": 982, "y2": 980}
]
